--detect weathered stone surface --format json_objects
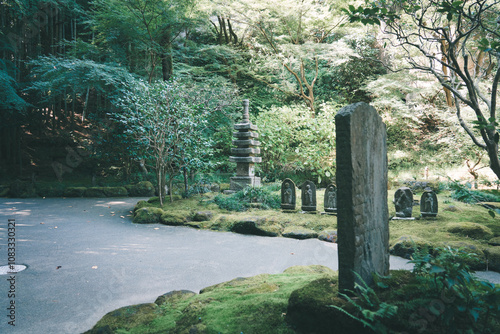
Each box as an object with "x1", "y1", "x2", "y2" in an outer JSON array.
[
  {"x1": 394, "y1": 187, "x2": 413, "y2": 218},
  {"x1": 335, "y1": 102, "x2": 389, "y2": 292},
  {"x1": 318, "y1": 229, "x2": 338, "y2": 243},
  {"x1": 420, "y1": 189, "x2": 438, "y2": 218},
  {"x1": 160, "y1": 212, "x2": 188, "y2": 226},
  {"x1": 283, "y1": 227, "x2": 318, "y2": 240},
  {"x1": 133, "y1": 207, "x2": 163, "y2": 224},
  {"x1": 324, "y1": 184, "x2": 337, "y2": 213},
  {"x1": 231, "y1": 218, "x2": 279, "y2": 237},
  {"x1": 192, "y1": 211, "x2": 213, "y2": 222},
  {"x1": 390, "y1": 235, "x2": 432, "y2": 259},
  {"x1": 281, "y1": 178, "x2": 296, "y2": 210},
  {"x1": 300, "y1": 180, "x2": 317, "y2": 212}
]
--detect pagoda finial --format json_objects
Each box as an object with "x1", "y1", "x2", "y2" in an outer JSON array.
[{"x1": 242, "y1": 99, "x2": 250, "y2": 123}]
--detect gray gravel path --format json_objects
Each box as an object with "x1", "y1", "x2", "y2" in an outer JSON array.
[{"x1": 0, "y1": 198, "x2": 498, "y2": 334}]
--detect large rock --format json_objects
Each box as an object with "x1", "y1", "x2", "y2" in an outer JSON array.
[
  {"x1": 84, "y1": 303, "x2": 158, "y2": 334},
  {"x1": 484, "y1": 247, "x2": 500, "y2": 272},
  {"x1": 231, "y1": 217, "x2": 279, "y2": 237},
  {"x1": 128, "y1": 181, "x2": 155, "y2": 197},
  {"x1": 286, "y1": 277, "x2": 369, "y2": 334},
  {"x1": 335, "y1": 102, "x2": 389, "y2": 292},
  {"x1": 446, "y1": 222, "x2": 494, "y2": 240},
  {"x1": 282, "y1": 227, "x2": 318, "y2": 240},
  {"x1": 133, "y1": 207, "x2": 164, "y2": 224}
]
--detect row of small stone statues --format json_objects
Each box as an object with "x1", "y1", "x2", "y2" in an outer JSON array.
[
  {"x1": 280, "y1": 179, "x2": 438, "y2": 218},
  {"x1": 394, "y1": 186, "x2": 438, "y2": 219},
  {"x1": 280, "y1": 178, "x2": 336, "y2": 213}
]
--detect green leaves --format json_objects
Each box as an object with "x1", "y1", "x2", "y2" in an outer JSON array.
[
  {"x1": 437, "y1": 1, "x2": 464, "y2": 21},
  {"x1": 342, "y1": 3, "x2": 399, "y2": 26}
]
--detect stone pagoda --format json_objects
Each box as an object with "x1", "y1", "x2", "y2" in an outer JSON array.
[{"x1": 229, "y1": 99, "x2": 261, "y2": 191}]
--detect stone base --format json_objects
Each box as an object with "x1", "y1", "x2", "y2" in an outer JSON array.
[
  {"x1": 300, "y1": 210, "x2": 318, "y2": 214},
  {"x1": 229, "y1": 176, "x2": 261, "y2": 191},
  {"x1": 282, "y1": 209, "x2": 298, "y2": 213},
  {"x1": 321, "y1": 212, "x2": 337, "y2": 216},
  {"x1": 281, "y1": 204, "x2": 296, "y2": 210},
  {"x1": 301, "y1": 205, "x2": 317, "y2": 212},
  {"x1": 391, "y1": 217, "x2": 415, "y2": 220},
  {"x1": 421, "y1": 213, "x2": 437, "y2": 218}
]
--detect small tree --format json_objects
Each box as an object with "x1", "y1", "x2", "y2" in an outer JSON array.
[
  {"x1": 117, "y1": 79, "x2": 212, "y2": 205},
  {"x1": 344, "y1": 0, "x2": 500, "y2": 179}
]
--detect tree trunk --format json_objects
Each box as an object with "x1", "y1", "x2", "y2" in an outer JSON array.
[{"x1": 161, "y1": 51, "x2": 172, "y2": 82}]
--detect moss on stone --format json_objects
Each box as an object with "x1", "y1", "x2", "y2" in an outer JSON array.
[
  {"x1": 63, "y1": 187, "x2": 87, "y2": 197},
  {"x1": 318, "y1": 229, "x2": 337, "y2": 243},
  {"x1": 446, "y1": 222, "x2": 494, "y2": 240},
  {"x1": 489, "y1": 237, "x2": 500, "y2": 246},
  {"x1": 133, "y1": 207, "x2": 164, "y2": 224},
  {"x1": 85, "y1": 303, "x2": 159, "y2": 333},
  {"x1": 484, "y1": 247, "x2": 500, "y2": 272},
  {"x1": 390, "y1": 235, "x2": 433, "y2": 259},
  {"x1": 84, "y1": 187, "x2": 107, "y2": 197},
  {"x1": 160, "y1": 211, "x2": 188, "y2": 226},
  {"x1": 282, "y1": 226, "x2": 318, "y2": 239},
  {"x1": 128, "y1": 181, "x2": 155, "y2": 197},
  {"x1": 103, "y1": 186, "x2": 128, "y2": 197}
]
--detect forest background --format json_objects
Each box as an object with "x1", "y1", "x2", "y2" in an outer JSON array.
[{"x1": 1, "y1": 0, "x2": 498, "y2": 195}]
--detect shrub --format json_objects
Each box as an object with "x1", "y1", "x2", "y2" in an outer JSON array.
[
  {"x1": 213, "y1": 186, "x2": 280, "y2": 212},
  {"x1": 128, "y1": 181, "x2": 155, "y2": 197},
  {"x1": 103, "y1": 187, "x2": 128, "y2": 197},
  {"x1": 84, "y1": 187, "x2": 107, "y2": 197}
]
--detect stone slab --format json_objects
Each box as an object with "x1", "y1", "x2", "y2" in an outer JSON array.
[
  {"x1": 234, "y1": 123, "x2": 259, "y2": 131},
  {"x1": 335, "y1": 102, "x2": 389, "y2": 292},
  {"x1": 233, "y1": 131, "x2": 259, "y2": 139},
  {"x1": 232, "y1": 139, "x2": 261, "y2": 147},
  {"x1": 229, "y1": 156, "x2": 262, "y2": 163}
]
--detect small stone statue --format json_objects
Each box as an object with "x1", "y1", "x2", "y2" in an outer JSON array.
[
  {"x1": 394, "y1": 187, "x2": 413, "y2": 218},
  {"x1": 420, "y1": 189, "x2": 438, "y2": 218},
  {"x1": 301, "y1": 180, "x2": 317, "y2": 212},
  {"x1": 324, "y1": 184, "x2": 337, "y2": 213},
  {"x1": 281, "y1": 178, "x2": 296, "y2": 210}
]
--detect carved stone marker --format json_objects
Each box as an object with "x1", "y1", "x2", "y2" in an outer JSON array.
[
  {"x1": 281, "y1": 178, "x2": 296, "y2": 211},
  {"x1": 420, "y1": 189, "x2": 438, "y2": 218},
  {"x1": 335, "y1": 102, "x2": 389, "y2": 292},
  {"x1": 229, "y1": 100, "x2": 262, "y2": 191},
  {"x1": 394, "y1": 187, "x2": 413, "y2": 218},
  {"x1": 300, "y1": 180, "x2": 317, "y2": 212},
  {"x1": 324, "y1": 184, "x2": 337, "y2": 214}
]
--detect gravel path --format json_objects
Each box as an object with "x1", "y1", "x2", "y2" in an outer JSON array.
[{"x1": 0, "y1": 198, "x2": 498, "y2": 334}]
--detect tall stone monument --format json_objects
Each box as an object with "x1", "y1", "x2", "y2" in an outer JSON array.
[
  {"x1": 229, "y1": 100, "x2": 262, "y2": 191},
  {"x1": 394, "y1": 187, "x2": 414, "y2": 219},
  {"x1": 335, "y1": 102, "x2": 389, "y2": 293},
  {"x1": 324, "y1": 184, "x2": 337, "y2": 214},
  {"x1": 420, "y1": 189, "x2": 438, "y2": 218}
]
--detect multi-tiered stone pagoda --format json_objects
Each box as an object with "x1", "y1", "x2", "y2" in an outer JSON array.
[{"x1": 229, "y1": 100, "x2": 261, "y2": 191}]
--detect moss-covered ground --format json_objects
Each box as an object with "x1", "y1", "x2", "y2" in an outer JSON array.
[{"x1": 134, "y1": 187, "x2": 500, "y2": 271}]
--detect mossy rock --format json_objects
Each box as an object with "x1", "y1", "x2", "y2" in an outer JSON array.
[
  {"x1": 446, "y1": 222, "x2": 494, "y2": 240},
  {"x1": 230, "y1": 217, "x2": 280, "y2": 237},
  {"x1": 84, "y1": 303, "x2": 159, "y2": 333},
  {"x1": 133, "y1": 207, "x2": 164, "y2": 224},
  {"x1": 283, "y1": 265, "x2": 336, "y2": 275},
  {"x1": 219, "y1": 183, "x2": 230, "y2": 192},
  {"x1": 63, "y1": 187, "x2": 87, "y2": 197},
  {"x1": 390, "y1": 235, "x2": 433, "y2": 259},
  {"x1": 489, "y1": 237, "x2": 500, "y2": 246},
  {"x1": 318, "y1": 229, "x2": 338, "y2": 243},
  {"x1": 128, "y1": 181, "x2": 155, "y2": 197},
  {"x1": 133, "y1": 200, "x2": 152, "y2": 213},
  {"x1": 209, "y1": 216, "x2": 237, "y2": 231},
  {"x1": 484, "y1": 247, "x2": 500, "y2": 272},
  {"x1": 9, "y1": 180, "x2": 36, "y2": 198},
  {"x1": 103, "y1": 187, "x2": 128, "y2": 197},
  {"x1": 0, "y1": 186, "x2": 9, "y2": 197},
  {"x1": 160, "y1": 211, "x2": 188, "y2": 226},
  {"x1": 35, "y1": 182, "x2": 65, "y2": 197},
  {"x1": 84, "y1": 187, "x2": 107, "y2": 197},
  {"x1": 286, "y1": 277, "x2": 369, "y2": 334},
  {"x1": 192, "y1": 211, "x2": 214, "y2": 222},
  {"x1": 154, "y1": 290, "x2": 196, "y2": 306},
  {"x1": 282, "y1": 227, "x2": 318, "y2": 240}
]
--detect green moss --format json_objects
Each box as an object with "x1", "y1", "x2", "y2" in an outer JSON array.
[
  {"x1": 84, "y1": 187, "x2": 107, "y2": 197},
  {"x1": 484, "y1": 247, "x2": 500, "y2": 272},
  {"x1": 282, "y1": 226, "x2": 318, "y2": 239},
  {"x1": 160, "y1": 211, "x2": 189, "y2": 226},
  {"x1": 128, "y1": 181, "x2": 155, "y2": 197},
  {"x1": 133, "y1": 207, "x2": 164, "y2": 224},
  {"x1": 63, "y1": 187, "x2": 87, "y2": 197},
  {"x1": 85, "y1": 303, "x2": 159, "y2": 333},
  {"x1": 446, "y1": 222, "x2": 494, "y2": 240},
  {"x1": 103, "y1": 186, "x2": 128, "y2": 197}
]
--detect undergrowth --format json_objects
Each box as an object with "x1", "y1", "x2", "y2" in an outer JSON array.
[{"x1": 213, "y1": 186, "x2": 280, "y2": 212}]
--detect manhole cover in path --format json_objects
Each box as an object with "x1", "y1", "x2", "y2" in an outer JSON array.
[{"x1": 0, "y1": 265, "x2": 27, "y2": 275}]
